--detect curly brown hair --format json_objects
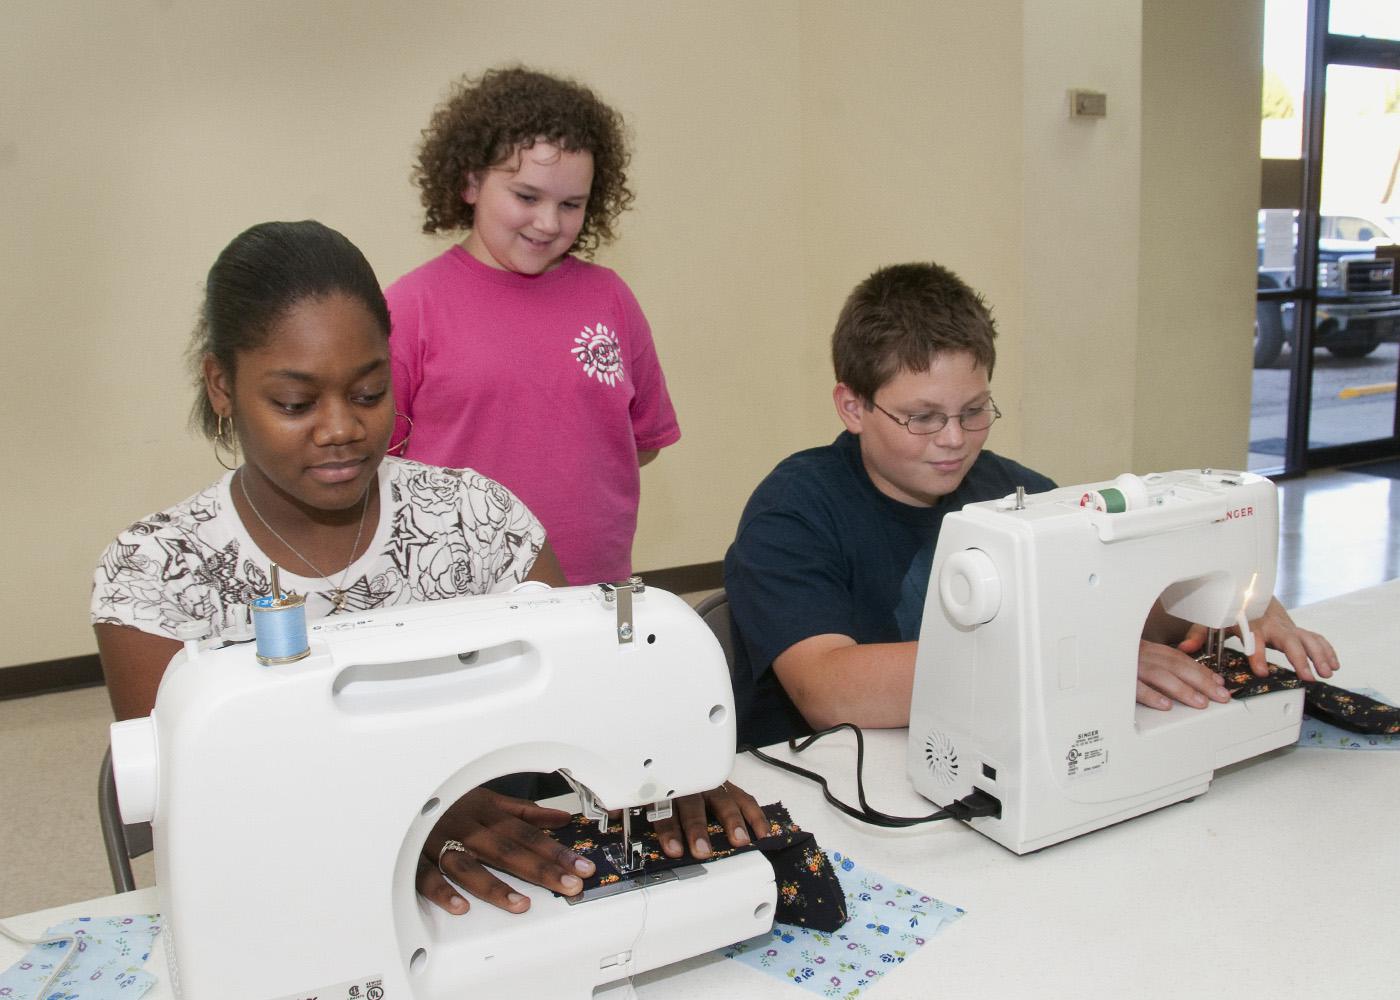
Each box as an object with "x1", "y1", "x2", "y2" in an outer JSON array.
[{"x1": 414, "y1": 66, "x2": 634, "y2": 256}]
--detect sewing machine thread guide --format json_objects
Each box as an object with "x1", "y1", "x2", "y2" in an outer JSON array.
[{"x1": 597, "y1": 576, "x2": 646, "y2": 644}]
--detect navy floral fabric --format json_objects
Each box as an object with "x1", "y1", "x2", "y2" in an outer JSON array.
[
  {"x1": 548, "y1": 802, "x2": 849, "y2": 932},
  {"x1": 1203, "y1": 648, "x2": 1400, "y2": 735}
]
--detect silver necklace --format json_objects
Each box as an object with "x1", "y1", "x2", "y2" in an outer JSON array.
[{"x1": 237, "y1": 469, "x2": 372, "y2": 612}]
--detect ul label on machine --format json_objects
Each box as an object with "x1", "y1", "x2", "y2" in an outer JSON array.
[
  {"x1": 271, "y1": 975, "x2": 385, "y2": 1000},
  {"x1": 1065, "y1": 729, "x2": 1108, "y2": 779}
]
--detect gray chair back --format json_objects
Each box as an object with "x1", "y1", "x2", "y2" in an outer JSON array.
[
  {"x1": 99, "y1": 746, "x2": 153, "y2": 893},
  {"x1": 693, "y1": 589, "x2": 737, "y2": 683}
]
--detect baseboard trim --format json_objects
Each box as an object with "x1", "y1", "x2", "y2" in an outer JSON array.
[{"x1": 0, "y1": 654, "x2": 104, "y2": 701}]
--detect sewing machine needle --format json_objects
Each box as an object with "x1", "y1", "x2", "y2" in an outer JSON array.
[{"x1": 1208, "y1": 627, "x2": 1224, "y2": 673}]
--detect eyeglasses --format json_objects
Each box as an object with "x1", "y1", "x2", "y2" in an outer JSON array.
[{"x1": 869, "y1": 398, "x2": 1001, "y2": 435}]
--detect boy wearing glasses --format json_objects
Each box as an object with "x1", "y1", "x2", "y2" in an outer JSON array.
[{"x1": 725, "y1": 262, "x2": 1337, "y2": 748}]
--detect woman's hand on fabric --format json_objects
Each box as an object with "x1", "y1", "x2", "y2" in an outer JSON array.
[
  {"x1": 416, "y1": 787, "x2": 594, "y2": 915},
  {"x1": 652, "y1": 781, "x2": 768, "y2": 860}
]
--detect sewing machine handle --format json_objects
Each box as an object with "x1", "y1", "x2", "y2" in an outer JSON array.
[
  {"x1": 1087, "y1": 498, "x2": 1228, "y2": 542},
  {"x1": 361, "y1": 614, "x2": 548, "y2": 659},
  {"x1": 318, "y1": 600, "x2": 708, "y2": 714}
]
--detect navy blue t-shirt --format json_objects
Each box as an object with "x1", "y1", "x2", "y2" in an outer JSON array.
[{"x1": 724, "y1": 431, "x2": 1055, "y2": 748}]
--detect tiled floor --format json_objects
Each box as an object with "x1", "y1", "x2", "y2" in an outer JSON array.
[
  {"x1": 1274, "y1": 467, "x2": 1400, "y2": 607},
  {"x1": 2, "y1": 465, "x2": 1397, "y2": 918}
]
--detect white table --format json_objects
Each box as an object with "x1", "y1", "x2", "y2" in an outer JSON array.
[{"x1": 6, "y1": 581, "x2": 1398, "y2": 1000}]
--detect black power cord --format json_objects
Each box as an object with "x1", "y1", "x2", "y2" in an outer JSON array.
[{"x1": 740, "y1": 722, "x2": 1001, "y2": 828}]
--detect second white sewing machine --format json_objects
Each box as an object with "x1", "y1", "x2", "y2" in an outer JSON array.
[
  {"x1": 110, "y1": 581, "x2": 775, "y2": 999},
  {"x1": 906, "y1": 469, "x2": 1304, "y2": 854}
]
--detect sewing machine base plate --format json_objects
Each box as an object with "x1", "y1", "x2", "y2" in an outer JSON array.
[{"x1": 565, "y1": 861, "x2": 707, "y2": 904}]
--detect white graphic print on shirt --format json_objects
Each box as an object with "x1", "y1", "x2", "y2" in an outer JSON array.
[{"x1": 571, "y1": 323, "x2": 625, "y2": 387}]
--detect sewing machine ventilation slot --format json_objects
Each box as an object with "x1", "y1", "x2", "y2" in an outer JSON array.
[{"x1": 922, "y1": 731, "x2": 960, "y2": 785}]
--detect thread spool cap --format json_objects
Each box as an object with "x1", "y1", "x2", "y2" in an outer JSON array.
[{"x1": 1113, "y1": 473, "x2": 1150, "y2": 508}]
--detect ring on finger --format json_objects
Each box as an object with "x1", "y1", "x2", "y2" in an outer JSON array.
[{"x1": 437, "y1": 838, "x2": 468, "y2": 872}]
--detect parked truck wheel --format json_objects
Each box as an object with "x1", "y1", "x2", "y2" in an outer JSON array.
[
  {"x1": 1254, "y1": 301, "x2": 1285, "y2": 368},
  {"x1": 1326, "y1": 340, "x2": 1380, "y2": 359}
]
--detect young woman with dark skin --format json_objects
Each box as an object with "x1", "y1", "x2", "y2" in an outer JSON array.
[{"x1": 92, "y1": 220, "x2": 764, "y2": 916}]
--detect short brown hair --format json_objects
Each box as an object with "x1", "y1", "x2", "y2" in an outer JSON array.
[
  {"x1": 414, "y1": 66, "x2": 633, "y2": 256},
  {"x1": 832, "y1": 262, "x2": 997, "y2": 401}
]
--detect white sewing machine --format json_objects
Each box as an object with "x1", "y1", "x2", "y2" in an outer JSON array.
[
  {"x1": 110, "y1": 581, "x2": 775, "y2": 999},
  {"x1": 907, "y1": 469, "x2": 1305, "y2": 854}
]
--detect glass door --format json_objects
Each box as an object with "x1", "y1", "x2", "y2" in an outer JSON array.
[
  {"x1": 1306, "y1": 59, "x2": 1400, "y2": 460},
  {"x1": 1249, "y1": 0, "x2": 1400, "y2": 474}
]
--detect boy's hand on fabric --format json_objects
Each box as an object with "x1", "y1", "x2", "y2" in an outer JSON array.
[
  {"x1": 1176, "y1": 598, "x2": 1339, "y2": 682},
  {"x1": 652, "y1": 781, "x2": 768, "y2": 860},
  {"x1": 416, "y1": 787, "x2": 595, "y2": 915},
  {"x1": 1136, "y1": 639, "x2": 1231, "y2": 711},
  {"x1": 1242, "y1": 599, "x2": 1338, "y2": 681}
]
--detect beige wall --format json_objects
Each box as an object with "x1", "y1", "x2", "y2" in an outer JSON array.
[
  {"x1": 0, "y1": 1, "x2": 1263, "y2": 669},
  {"x1": 1021, "y1": 0, "x2": 1143, "y2": 478},
  {"x1": 1136, "y1": 0, "x2": 1265, "y2": 471}
]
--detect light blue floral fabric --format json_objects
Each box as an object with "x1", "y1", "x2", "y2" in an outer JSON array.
[
  {"x1": 0, "y1": 915, "x2": 160, "y2": 999},
  {"x1": 723, "y1": 851, "x2": 964, "y2": 998}
]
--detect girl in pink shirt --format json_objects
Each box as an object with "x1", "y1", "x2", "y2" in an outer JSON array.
[{"x1": 388, "y1": 67, "x2": 680, "y2": 585}]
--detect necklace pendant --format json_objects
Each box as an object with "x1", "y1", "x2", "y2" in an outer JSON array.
[{"x1": 332, "y1": 590, "x2": 348, "y2": 612}]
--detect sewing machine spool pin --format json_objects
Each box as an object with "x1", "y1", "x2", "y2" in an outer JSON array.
[{"x1": 251, "y1": 562, "x2": 310, "y2": 665}]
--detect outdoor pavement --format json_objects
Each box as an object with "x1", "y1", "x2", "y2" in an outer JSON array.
[{"x1": 1249, "y1": 341, "x2": 1398, "y2": 470}]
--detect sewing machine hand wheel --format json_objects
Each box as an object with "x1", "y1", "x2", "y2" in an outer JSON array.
[{"x1": 939, "y1": 548, "x2": 1002, "y2": 627}]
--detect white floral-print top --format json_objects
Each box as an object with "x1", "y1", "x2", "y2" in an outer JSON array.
[{"x1": 91, "y1": 457, "x2": 546, "y2": 639}]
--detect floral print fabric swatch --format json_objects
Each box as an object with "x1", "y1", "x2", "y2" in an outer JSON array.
[
  {"x1": 1300, "y1": 688, "x2": 1400, "y2": 749},
  {"x1": 0, "y1": 914, "x2": 161, "y2": 999},
  {"x1": 546, "y1": 803, "x2": 849, "y2": 931},
  {"x1": 722, "y1": 851, "x2": 965, "y2": 999},
  {"x1": 1202, "y1": 648, "x2": 1400, "y2": 736}
]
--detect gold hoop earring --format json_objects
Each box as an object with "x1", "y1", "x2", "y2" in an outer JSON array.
[
  {"x1": 390, "y1": 412, "x2": 414, "y2": 457},
  {"x1": 214, "y1": 413, "x2": 239, "y2": 471}
]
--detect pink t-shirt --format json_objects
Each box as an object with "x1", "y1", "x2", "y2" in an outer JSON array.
[{"x1": 387, "y1": 247, "x2": 680, "y2": 585}]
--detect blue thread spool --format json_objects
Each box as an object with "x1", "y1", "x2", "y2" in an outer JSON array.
[{"x1": 251, "y1": 564, "x2": 310, "y2": 665}]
